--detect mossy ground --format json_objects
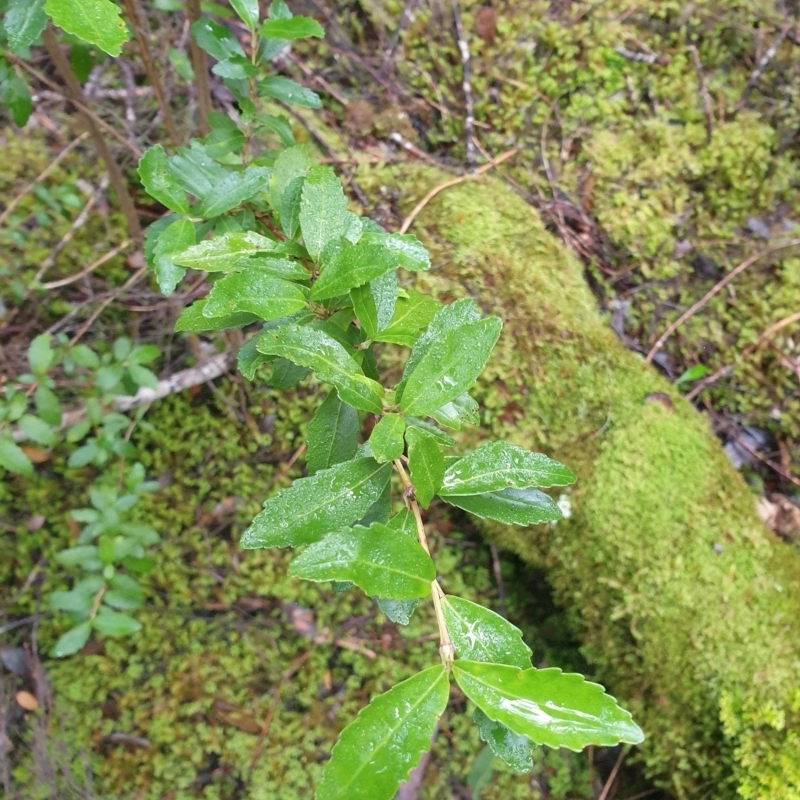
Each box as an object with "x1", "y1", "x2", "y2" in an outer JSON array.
[{"x1": 357, "y1": 162, "x2": 800, "y2": 798}]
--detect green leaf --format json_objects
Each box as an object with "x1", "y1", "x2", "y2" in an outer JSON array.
[
  {"x1": 104, "y1": 574, "x2": 144, "y2": 610},
  {"x1": 452, "y1": 661, "x2": 645, "y2": 751},
  {"x1": 405, "y1": 417, "x2": 455, "y2": 448},
  {"x1": 473, "y1": 709, "x2": 533, "y2": 773},
  {"x1": 128, "y1": 364, "x2": 158, "y2": 389},
  {"x1": 174, "y1": 231, "x2": 280, "y2": 272},
  {"x1": 190, "y1": 17, "x2": 245, "y2": 61},
  {"x1": 299, "y1": 166, "x2": 349, "y2": 260},
  {"x1": 377, "y1": 597, "x2": 419, "y2": 625},
  {"x1": 428, "y1": 393, "x2": 479, "y2": 430},
  {"x1": 44, "y1": 0, "x2": 128, "y2": 55},
  {"x1": 442, "y1": 595, "x2": 531, "y2": 669},
  {"x1": 34, "y1": 384, "x2": 61, "y2": 426},
  {"x1": 4, "y1": 0, "x2": 47, "y2": 53},
  {"x1": 71, "y1": 344, "x2": 100, "y2": 369},
  {"x1": 306, "y1": 391, "x2": 359, "y2": 475},
  {"x1": 241, "y1": 457, "x2": 391, "y2": 548},
  {"x1": 152, "y1": 218, "x2": 196, "y2": 296},
  {"x1": 138, "y1": 145, "x2": 189, "y2": 215},
  {"x1": 258, "y1": 75, "x2": 321, "y2": 109},
  {"x1": 400, "y1": 299, "x2": 480, "y2": 389},
  {"x1": 399, "y1": 316, "x2": 501, "y2": 417},
  {"x1": 260, "y1": 15, "x2": 324, "y2": 39},
  {"x1": 405, "y1": 426, "x2": 443, "y2": 509},
  {"x1": 203, "y1": 112, "x2": 245, "y2": 158},
  {"x1": 167, "y1": 141, "x2": 230, "y2": 201},
  {"x1": 197, "y1": 167, "x2": 269, "y2": 218},
  {"x1": 0, "y1": 437, "x2": 33, "y2": 476},
  {"x1": 441, "y1": 442, "x2": 576, "y2": 496},
  {"x1": 270, "y1": 358, "x2": 309, "y2": 388},
  {"x1": 350, "y1": 270, "x2": 397, "y2": 339},
  {"x1": 316, "y1": 665, "x2": 449, "y2": 800},
  {"x1": 440, "y1": 487, "x2": 562, "y2": 526},
  {"x1": 28, "y1": 333, "x2": 54, "y2": 375},
  {"x1": 368, "y1": 414, "x2": 405, "y2": 464},
  {"x1": 467, "y1": 743, "x2": 496, "y2": 799},
  {"x1": 289, "y1": 523, "x2": 435, "y2": 599},
  {"x1": 203, "y1": 272, "x2": 307, "y2": 321},
  {"x1": 237, "y1": 336, "x2": 272, "y2": 380},
  {"x1": 17, "y1": 415, "x2": 55, "y2": 447},
  {"x1": 67, "y1": 442, "x2": 100, "y2": 468},
  {"x1": 1, "y1": 71, "x2": 32, "y2": 127},
  {"x1": 93, "y1": 607, "x2": 142, "y2": 637},
  {"x1": 174, "y1": 299, "x2": 259, "y2": 333},
  {"x1": 270, "y1": 145, "x2": 310, "y2": 219},
  {"x1": 50, "y1": 621, "x2": 92, "y2": 658},
  {"x1": 256, "y1": 324, "x2": 384, "y2": 413},
  {"x1": 379, "y1": 233, "x2": 430, "y2": 272},
  {"x1": 55, "y1": 545, "x2": 101, "y2": 570},
  {"x1": 312, "y1": 235, "x2": 400, "y2": 301},
  {"x1": 48, "y1": 589, "x2": 94, "y2": 614},
  {"x1": 677, "y1": 363, "x2": 709, "y2": 386},
  {"x1": 256, "y1": 113, "x2": 295, "y2": 148},
  {"x1": 229, "y1": 0, "x2": 259, "y2": 29}
]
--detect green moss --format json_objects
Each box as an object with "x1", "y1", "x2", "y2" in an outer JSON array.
[{"x1": 357, "y1": 163, "x2": 800, "y2": 798}]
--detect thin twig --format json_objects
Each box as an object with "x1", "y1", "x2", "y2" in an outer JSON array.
[
  {"x1": 40, "y1": 239, "x2": 133, "y2": 289},
  {"x1": 186, "y1": 0, "x2": 212, "y2": 135},
  {"x1": 451, "y1": 0, "x2": 476, "y2": 171},
  {"x1": 614, "y1": 46, "x2": 658, "y2": 64},
  {"x1": 688, "y1": 45, "x2": 714, "y2": 139},
  {"x1": 40, "y1": 25, "x2": 143, "y2": 241},
  {"x1": 33, "y1": 176, "x2": 110, "y2": 283},
  {"x1": 489, "y1": 543, "x2": 507, "y2": 618},
  {"x1": 597, "y1": 746, "x2": 628, "y2": 800},
  {"x1": 0, "y1": 132, "x2": 89, "y2": 227},
  {"x1": 645, "y1": 239, "x2": 800, "y2": 364},
  {"x1": 121, "y1": 0, "x2": 180, "y2": 144},
  {"x1": 399, "y1": 148, "x2": 521, "y2": 234},
  {"x1": 383, "y1": 0, "x2": 422, "y2": 73},
  {"x1": 737, "y1": 23, "x2": 793, "y2": 110}
]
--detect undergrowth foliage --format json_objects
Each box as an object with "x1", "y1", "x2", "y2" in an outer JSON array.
[{"x1": 1, "y1": 1, "x2": 644, "y2": 797}]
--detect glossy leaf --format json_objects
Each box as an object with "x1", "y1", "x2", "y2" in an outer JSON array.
[
  {"x1": 440, "y1": 487, "x2": 561, "y2": 526},
  {"x1": 350, "y1": 270, "x2": 397, "y2": 339},
  {"x1": 44, "y1": 0, "x2": 128, "y2": 56},
  {"x1": 256, "y1": 324, "x2": 384, "y2": 413},
  {"x1": 203, "y1": 272, "x2": 307, "y2": 320},
  {"x1": 4, "y1": 0, "x2": 47, "y2": 53},
  {"x1": 93, "y1": 607, "x2": 142, "y2": 636},
  {"x1": 399, "y1": 317, "x2": 502, "y2": 417},
  {"x1": 1, "y1": 70, "x2": 32, "y2": 127},
  {"x1": 452, "y1": 661, "x2": 645, "y2": 751},
  {"x1": 377, "y1": 597, "x2": 418, "y2": 625},
  {"x1": 442, "y1": 595, "x2": 531, "y2": 670},
  {"x1": 405, "y1": 417, "x2": 456, "y2": 448},
  {"x1": 166, "y1": 141, "x2": 229, "y2": 201},
  {"x1": 387, "y1": 508, "x2": 416, "y2": 536},
  {"x1": 241, "y1": 457, "x2": 391, "y2": 548},
  {"x1": 289, "y1": 523, "x2": 435, "y2": 599},
  {"x1": 306, "y1": 391, "x2": 359, "y2": 474},
  {"x1": 441, "y1": 441, "x2": 576, "y2": 495},
  {"x1": 473, "y1": 709, "x2": 533, "y2": 772},
  {"x1": 405, "y1": 426, "x2": 443, "y2": 509},
  {"x1": 197, "y1": 167, "x2": 269, "y2": 218},
  {"x1": 0, "y1": 437, "x2": 33, "y2": 476},
  {"x1": 50, "y1": 621, "x2": 92, "y2": 658},
  {"x1": 174, "y1": 299, "x2": 259, "y2": 333},
  {"x1": 258, "y1": 75, "x2": 321, "y2": 109},
  {"x1": 312, "y1": 234, "x2": 423, "y2": 301},
  {"x1": 27, "y1": 333, "x2": 54, "y2": 374},
  {"x1": 174, "y1": 231, "x2": 280, "y2": 272},
  {"x1": 270, "y1": 145, "x2": 310, "y2": 217},
  {"x1": 260, "y1": 15, "x2": 324, "y2": 39},
  {"x1": 153, "y1": 218, "x2": 195, "y2": 296},
  {"x1": 429, "y1": 393, "x2": 479, "y2": 430},
  {"x1": 203, "y1": 112, "x2": 245, "y2": 158},
  {"x1": 299, "y1": 165, "x2": 349, "y2": 260},
  {"x1": 190, "y1": 17, "x2": 246, "y2": 61},
  {"x1": 18, "y1": 415, "x2": 55, "y2": 447},
  {"x1": 380, "y1": 233, "x2": 430, "y2": 271},
  {"x1": 368, "y1": 414, "x2": 405, "y2": 464},
  {"x1": 316, "y1": 665, "x2": 449, "y2": 800},
  {"x1": 256, "y1": 113, "x2": 295, "y2": 148},
  {"x1": 138, "y1": 145, "x2": 189, "y2": 215},
  {"x1": 270, "y1": 358, "x2": 309, "y2": 388},
  {"x1": 229, "y1": 0, "x2": 259, "y2": 29}
]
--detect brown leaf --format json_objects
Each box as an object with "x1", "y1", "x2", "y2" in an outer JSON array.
[
  {"x1": 15, "y1": 691, "x2": 38, "y2": 711},
  {"x1": 21, "y1": 446, "x2": 49, "y2": 464},
  {"x1": 474, "y1": 7, "x2": 497, "y2": 44}
]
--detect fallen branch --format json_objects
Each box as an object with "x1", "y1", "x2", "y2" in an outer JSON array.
[{"x1": 451, "y1": 0, "x2": 477, "y2": 171}]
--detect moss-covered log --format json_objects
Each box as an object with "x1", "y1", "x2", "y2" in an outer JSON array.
[{"x1": 362, "y1": 164, "x2": 800, "y2": 799}]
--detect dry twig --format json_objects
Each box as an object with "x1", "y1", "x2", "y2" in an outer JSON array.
[
  {"x1": 737, "y1": 22, "x2": 793, "y2": 110},
  {"x1": 688, "y1": 45, "x2": 714, "y2": 138},
  {"x1": 451, "y1": 0, "x2": 477, "y2": 171},
  {"x1": 40, "y1": 239, "x2": 134, "y2": 290},
  {"x1": 645, "y1": 239, "x2": 800, "y2": 364}
]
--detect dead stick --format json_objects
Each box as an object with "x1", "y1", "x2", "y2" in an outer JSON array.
[
  {"x1": 688, "y1": 45, "x2": 714, "y2": 139},
  {"x1": 451, "y1": 0, "x2": 476, "y2": 171},
  {"x1": 645, "y1": 239, "x2": 800, "y2": 364},
  {"x1": 399, "y1": 148, "x2": 521, "y2": 234},
  {"x1": 737, "y1": 23, "x2": 793, "y2": 110},
  {"x1": 40, "y1": 25, "x2": 142, "y2": 241},
  {"x1": 121, "y1": 0, "x2": 180, "y2": 145},
  {"x1": 41, "y1": 239, "x2": 133, "y2": 289},
  {"x1": 186, "y1": 0, "x2": 212, "y2": 135}
]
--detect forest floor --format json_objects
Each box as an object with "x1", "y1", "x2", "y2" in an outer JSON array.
[{"x1": 1, "y1": 0, "x2": 800, "y2": 798}]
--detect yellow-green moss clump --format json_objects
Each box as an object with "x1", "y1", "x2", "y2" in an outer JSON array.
[{"x1": 362, "y1": 163, "x2": 800, "y2": 799}]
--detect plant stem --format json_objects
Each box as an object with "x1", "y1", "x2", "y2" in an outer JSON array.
[
  {"x1": 121, "y1": 0, "x2": 180, "y2": 145},
  {"x1": 40, "y1": 24, "x2": 143, "y2": 242},
  {"x1": 394, "y1": 459, "x2": 454, "y2": 669},
  {"x1": 185, "y1": 0, "x2": 212, "y2": 136}
]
